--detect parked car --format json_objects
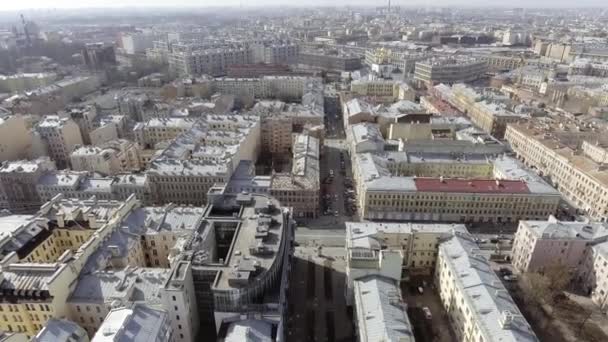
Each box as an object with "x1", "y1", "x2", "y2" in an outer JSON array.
[
  {"x1": 503, "y1": 275, "x2": 518, "y2": 282},
  {"x1": 422, "y1": 307, "x2": 432, "y2": 320}
]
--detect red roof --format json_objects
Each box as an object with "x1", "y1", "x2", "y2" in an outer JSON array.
[{"x1": 414, "y1": 178, "x2": 530, "y2": 194}]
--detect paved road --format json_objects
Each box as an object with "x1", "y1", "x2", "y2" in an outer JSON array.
[
  {"x1": 286, "y1": 247, "x2": 354, "y2": 342},
  {"x1": 320, "y1": 138, "x2": 356, "y2": 221}
]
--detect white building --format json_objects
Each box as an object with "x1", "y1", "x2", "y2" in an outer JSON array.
[
  {"x1": 512, "y1": 217, "x2": 608, "y2": 274},
  {"x1": 353, "y1": 275, "x2": 414, "y2": 342},
  {"x1": 348, "y1": 123, "x2": 385, "y2": 154},
  {"x1": 91, "y1": 305, "x2": 172, "y2": 342},
  {"x1": 33, "y1": 319, "x2": 89, "y2": 342},
  {"x1": 436, "y1": 232, "x2": 538, "y2": 342},
  {"x1": 121, "y1": 33, "x2": 157, "y2": 55},
  {"x1": 70, "y1": 139, "x2": 141, "y2": 176}
]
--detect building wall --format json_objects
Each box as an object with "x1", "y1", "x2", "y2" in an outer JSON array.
[
  {"x1": 361, "y1": 189, "x2": 559, "y2": 223},
  {"x1": 505, "y1": 124, "x2": 608, "y2": 221},
  {"x1": 0, "y1": 116, "x2": 34, "y2": 162},
  {"x1": 511, "y1": 222, "x2": 590, "y2": 274}
]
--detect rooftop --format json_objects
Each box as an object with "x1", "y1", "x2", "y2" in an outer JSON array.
[
  {"x1": 353, "y1": 275, "x2": 414, "y2": 342},
  {"x1": 439, "y1": 233, "x2": 538, "y2": 342},
  {"x1": 34, "y1": 318, "x2": 87, "y2": 342},
  {"x1": 69, "y1": 267, "x2": 169, "y2": 305},
  {"x1": 92, "y1": 304, "x2": 169, "y2": 342}
]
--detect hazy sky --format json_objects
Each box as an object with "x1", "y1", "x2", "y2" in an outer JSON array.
[{"x1": 2, "y1": 0, "x2": 608, "y2": 10}]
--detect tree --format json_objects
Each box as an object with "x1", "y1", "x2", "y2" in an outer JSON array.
[{"x1": 545, "y1": 263, "x2": 572, "y2": 294}]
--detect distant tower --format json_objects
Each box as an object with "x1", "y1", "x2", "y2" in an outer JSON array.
[
  {"x1": 20, "y1": 14, "x2": 31, "y2": 46},
  {"x1": 388, "y1": 0, "x2": 391, "y2": 12}
]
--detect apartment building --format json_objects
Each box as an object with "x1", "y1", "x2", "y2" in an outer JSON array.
[
  {"x1": 0, "y1": 193, "x2": 197, "y2": 340},
  {"x1": 435, "y1": 232, "x2": 538, "y2": 342},
  {"x1": 116, "y1": 91, "x2": 152, "y2": 122},
  {"x1": 169, "y1": 46, "x2": 252, "y2": 76},
  {"x1": 414, "y1": 57, "x2": 486, "y2": 87},
  {"x1": 67, "y1": 268, "x2": 169, "y2": 336},
  {"x1": 0, "y1": 263, "x2": 78, "y2": 339},
  {"x1": 505, "y1": 120, "x2": 608, "y2": 221},
  {"x1": 36, "y1": 116, "x2": 83, "y2": 169},
  {"x1": 133, "y1": 117, "x2": 196, "y2": 149},
  {"x1": 256, "y1": 107, "x2": 323, "y2": 157},
  {"x1": 364, "y1": 48, "x2": 429, "y2": 75},
  {"x1": 0, "y1": 72, "x2": 57, "y2": 93},
  {"x1": 352, "y1": 151, "x2": 561, "y2": 222},
  {"x1": 386, "y1": 116, "x2": 472, "y2": 141},
  {"x1": 348, "y1": 123, "x2": 385, "y2": 154},
  {"x1": 36, "y1": 172, "x2": 152, "y2": 205},
  {"x1": 298, "y1": 51, "x2": 361, "y2": 71},
  {"x1": 353, "y1": 275, "x2": 414, "y2": 342},
  {"x1": 0, "y1": 115, "x2": 35, "y2": 162},
  {"x1": 121, "y1": 32, "x2": 156, "y2": 55},
  {"x1": 509, "y1": 216, "x2": 608, "y2": 310},
  {"x1": 91, "y1": 305, "x2": 172, "y2": 342},
  {"x1": 511, "y1": 217, "x2": 608, "y2": 274},
  {"x1": 345, "y1": 221, "x2": 468, "y2": 300},
  {"x1": 350, "y1": 79, "x2": 414, "y2": 101},
  {"x1": 70, "y1": 139, "x2": 141, "y2": 176},
  {"x1": 252, "y1": 41, "x2": 299, "y2": 64},
  {"x1": 478, "y1": 54, "x2": 527, "y2": 72},
  {"x1": 148, "y1": 114, "x2": 260, "y2": 206},
  {"x1": 0, "y1": 158, "x2": 56, "y2": 213},
  {"x1": 82, "y1": 42, "x2": 116, "y2": 71},
  {"x1": 450, "y1": 84, "x2": 527, "y2": 138},
  {"x1": 270, "y1": 134, "x2": 320, "y2": 218}
]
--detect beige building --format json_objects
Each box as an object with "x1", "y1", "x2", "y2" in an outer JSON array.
[
  {"x1": 350, "y1": 80, "x2": 414, "y2": 101},
  {"x1": 436, "y1": 232, "x2": 538, "y2": 342},
  {"x1": 346, "y1": 221, "x2": 468, "y2": 293},
  {"x1": 36, "y1": 116, "x2": 83, "y2": 169},
  {"x1": 133, "y1": 117, "x2": 195, "y2": 149},
  {"x1": 505, "y1": 120, "x2": 608, "y2": 221},
  {"x1": 0, "y1": 194, "x2": 201, "y2": 340},
  {"x1": 0, "y1": 115, "x2": 34, "y2": 162},
  {"x1": 270, "y1": 134, "x2": 320, "y2": 218},
  {"x1": 70, "y1": 139, "x2": 141, "y2": 176},
  {"x1": 450, "y1": 84, "x2": 527, "y2": 138},
  {"x1": 352, "y1": 151, "x2": 561, "y2": 222},
  {"x1": 148, "y1": 114, "x2": 260, "y2": 206}
]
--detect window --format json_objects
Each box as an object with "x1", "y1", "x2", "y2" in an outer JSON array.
[{"x1": 172, "y1": 296, "x2": 176, "y2": 301}]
